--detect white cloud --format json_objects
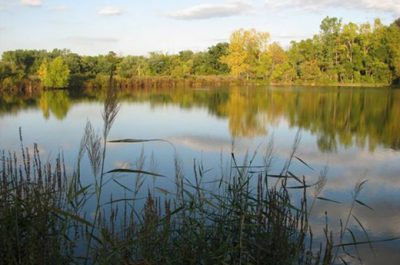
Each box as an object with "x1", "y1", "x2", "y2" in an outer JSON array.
[
  {"x1": 98, "y1": 6, "x2": 123, "y2": 16},
  {"x1": 265, "y1": 0, "x2": 400, "y2": 15},
  {"x1": 21, "y1": 0, "x2": 42, "y2": 7},
  {"x1": 166, "y1": 0, "x2": 253, "y2": 20}
]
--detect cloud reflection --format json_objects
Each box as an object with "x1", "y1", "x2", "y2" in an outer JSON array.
[{"x1": 168, "y1": 135, "x2": 251, "y2": 153}]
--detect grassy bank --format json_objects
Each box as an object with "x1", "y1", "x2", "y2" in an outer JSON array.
[
  {"x1": 83, "y1": 75, "x2": 246, "y2": 90},
  {"x1": 2, "y1": 74, "x2": 396, "y2": 96},
  {"x1": 83, "y1": 75, "x2": 397, "y2": 90},
  {"x1": 269, "y1": 82, "x2": 392, "y2": 88}
]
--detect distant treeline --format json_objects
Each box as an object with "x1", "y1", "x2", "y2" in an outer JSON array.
[{"x1": 1, "y1": 16, "x2": 399, "y2": 91}]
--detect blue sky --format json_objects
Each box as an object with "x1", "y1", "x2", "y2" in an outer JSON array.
[{"x1": 0, "y1": 0, "x2": 398, "y2": 56}]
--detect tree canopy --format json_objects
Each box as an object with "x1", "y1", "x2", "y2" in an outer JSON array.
[{"x1": 38, "y1": 57, "x2": 70, "y2": 88}]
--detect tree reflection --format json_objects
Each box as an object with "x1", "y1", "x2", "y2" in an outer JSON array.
[
  {"x1": 38, "y1": 91, "x2": 70, "y2": 120},
  {"x1": 2, "y1": 86, "x2": 400, "y2": 152},
  {"x1": 218, "y1": 87, "x2": 267, "y2": 137}
]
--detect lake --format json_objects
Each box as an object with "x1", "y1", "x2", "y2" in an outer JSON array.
[{"x1": 1, "y1": 85, "x2": 399, "y2": 264}]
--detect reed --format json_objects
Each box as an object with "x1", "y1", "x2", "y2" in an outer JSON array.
[
  {"x1": 2, "y1": 130, "x2": 394, "y2": 265},
  {"x1": 84, "y1": 75, "x2": 246, "y2": 91},
  {"x1": 0, "y1": 131, "x2": 73, "y2": 265}
]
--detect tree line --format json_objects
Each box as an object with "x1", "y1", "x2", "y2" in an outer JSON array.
[{"x1": 0, "y1": 17, "x2": 399, "y2": 89}]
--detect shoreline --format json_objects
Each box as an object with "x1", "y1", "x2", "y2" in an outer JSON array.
[
  {"x1": 1, "y1": 75, "x2": 398, "y2": 94},
  {"x1": 88, "y1": 76, "x2": 397, "y2": 89},
  {"x1": 269, "y1": 82, "x2": 394, "y2": 88}
]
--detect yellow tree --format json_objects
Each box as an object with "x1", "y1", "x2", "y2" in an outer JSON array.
[
  {"x1": 221, "y1": 29, "x2": 270, "y2": 78},
  {"x1": 38, "y1": 57, "x2": 70, "y2": 88},
  {"x1": 263, "y1": 42, "x2": 287, "y2": 79}
]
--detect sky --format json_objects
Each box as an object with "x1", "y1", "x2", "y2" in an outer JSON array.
[{"x1": 0, "y1": 0, "x2": 399, "y2": 56}]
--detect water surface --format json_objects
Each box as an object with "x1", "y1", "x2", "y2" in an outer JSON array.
[{"x1": 1, "y1": 85, "x2": 399, "y2": 264}]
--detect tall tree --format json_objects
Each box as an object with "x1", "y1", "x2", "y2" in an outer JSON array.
[
  {"x1": 38, "y1": 57, "x2": 70, "y2": 88},
  {"x1": 387, "y1": 19, "x2": 400, "y2": 83},
  {"x1": 222, "y1": 29, "x2": 270, "y2": 78},
  {"x1": 319, "y1": 17, "x2": 342, "y2": 81}
]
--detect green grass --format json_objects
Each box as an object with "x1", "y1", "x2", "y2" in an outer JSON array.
[{"x1": 0, "y1": 135, "x2": 73, "y2": 265}]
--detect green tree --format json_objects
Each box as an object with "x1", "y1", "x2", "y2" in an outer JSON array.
[
  {"x1": 262, "y1": 42, "x2": 287, "y2": 79},
  {"x1": 38, "y1": 57, "x2": 70, "y2": 88},
  {"x1": 339, "y1": 22, "x2": 359, "y2": 82},
  {"x1": 117, "y1": 56, "x2": 150, "y2": 78},
  {"x1": 386, "y1": 19, "x2": 400, "y2": 84},
  {"x1": 1, "y1": 50, "x2": 37, "y2": 79},
  {"x1": 270, "y1": 62, "x2": 296, "y2": 83},
  {"x1": 0, "y1": 62, "x2": 13, "y2": 80},
  {"x1": 319, "y1": 17, "x2": 342, "y2": 81},
  {"x1": 193, "y1": 52, "x2": 212, "y2": 75},
  {"x1": 148, "y1": 52, "x2": 172, "y2": 76},
  {"x1": 192, "y1": 43, "x2": 229, "y2": 75},
  {"x1": 63, "y1": 52, "x2": 82, "y2": 75},
  {"x1": 299, "y1": 60, "x2": 323, "y2": 82},
  {"x1": 170, "y1": 55, "x2": 193, "y2": 78},
  {"x1": 207, "y1": 43, "x2": 229, "y2": 74}
]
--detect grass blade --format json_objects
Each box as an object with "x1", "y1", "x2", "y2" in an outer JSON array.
[
  {"x1": 113, "y1": 179, "x2": 133, "y2": 192},
  {"x1": 108, "y1": 138, "x2": 165, "y2": 143},
  {"x1": 316, "y1": 196, "x2": 341, "y2": 204},
  {"x1": 295, "y1": 156, "x2": 314, "y2": 171},
  {"x1": 352, "y1": 214, "x2": 373, "y2": 251},
  {"x1": 53, "y1": 208, "x2": 93, "y2": 227},
  {"x1": 106, "y1": 168, "x2": 166, "y2": 178},
  {"x1": 288, "y1": 171, "x2": 302, "y2": 183},
  {"x1": 355, "y1": 199, "x2": 374, "y2": 211},
  {"x1": 334, "y1": 237, "x2": 400, "y2": 248}
]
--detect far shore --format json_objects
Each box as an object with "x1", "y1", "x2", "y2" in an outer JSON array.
[{"x1": 0, "y1": 75, "x2": 398, "y2": 94}]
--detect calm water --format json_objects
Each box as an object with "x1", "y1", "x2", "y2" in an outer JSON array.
[{"x1": 1, "y1": 86, "x2": 400, "y2": 264}]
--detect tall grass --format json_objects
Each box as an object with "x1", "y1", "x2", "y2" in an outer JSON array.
[
  {"x1": 0, "y1": 131, "x2": 73, "y2": 265},
  {"x1": 84, "y1": 75, "x2": 246, "y2": 91},
  {"x1": 90, "y1": 152, "x2": 317, "y2": 265}
]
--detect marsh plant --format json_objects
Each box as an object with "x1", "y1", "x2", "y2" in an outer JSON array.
[
  {"x1": 1, "y1": 83, "x2": 397, "y2": 265},
  {"x1": 0, "y1": 131, "x2": 73, "y2": 265}
]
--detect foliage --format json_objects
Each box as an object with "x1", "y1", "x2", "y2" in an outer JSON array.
[
  {"x1": 221, "y1": 29, "x2": 270, "y2": 78},
  {"x1": 38, "y1": 57, "x2": 70, "y2": 88},
  {"x1": 117, "y1": 56, "x2": 150, "y2": 78},
  {"x1": 285, "y1": 17, "x2": 400, "y2": 85}
]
